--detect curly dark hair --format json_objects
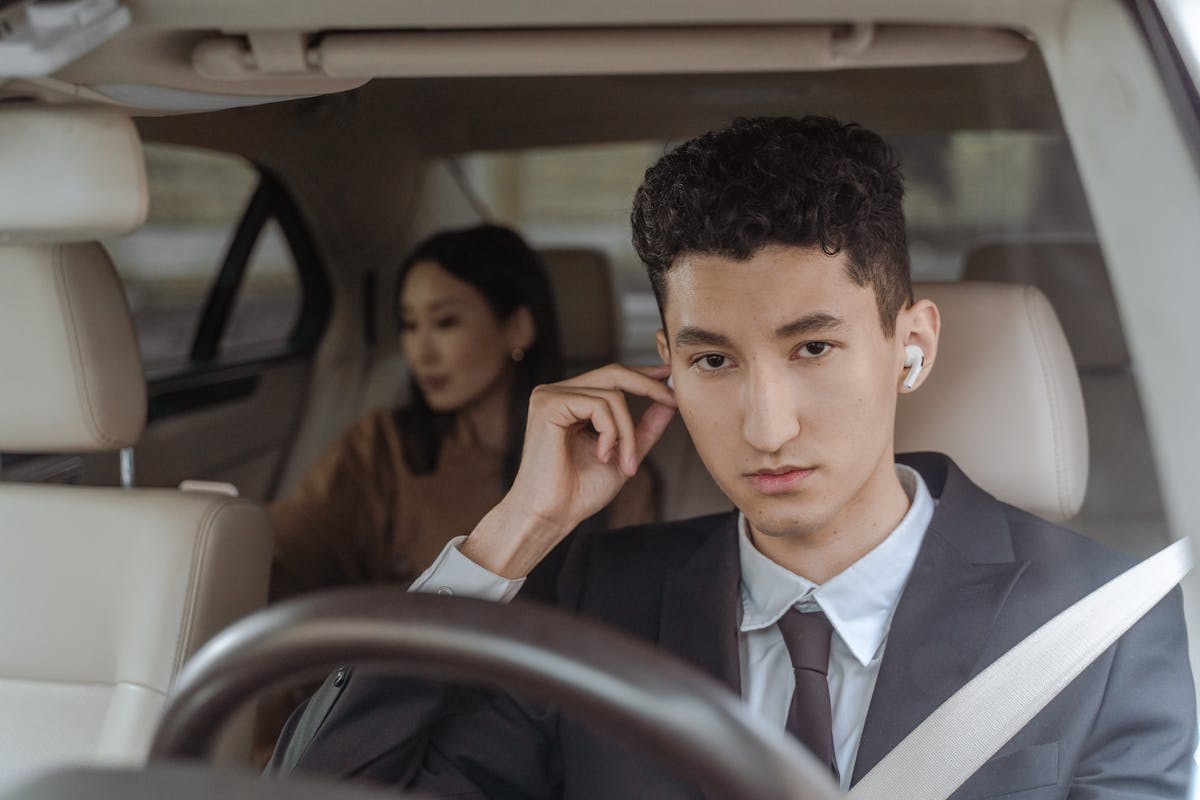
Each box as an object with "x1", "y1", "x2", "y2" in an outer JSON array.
[{"x1": 631, "y1": 115, "x2": 912, "y2": 335}]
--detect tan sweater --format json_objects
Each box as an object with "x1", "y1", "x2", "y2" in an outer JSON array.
[{"x1": 270, "y1": 408, "x2": 658, "y2": 600}]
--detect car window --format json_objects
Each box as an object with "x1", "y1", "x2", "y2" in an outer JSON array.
[
  {"x1": 219, "y1": 218, "x2": 303, "y2": 361},
  {"x1": 101, "y1": 143, "x2": 259, "y2": 377},
  {"x1": 101, "y1": 144, "x2": 324, "y2": 380}
]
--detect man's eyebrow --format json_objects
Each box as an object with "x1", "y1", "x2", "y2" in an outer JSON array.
[
  {"x1": 673, "y1": 326, "x2": 734, "y2": 349},
  {"x1": 775, "y1": 312, "x2": 847, "y2": 339},
  {"x1": 672, "y1": 313, "x2": 847, "y2": 348}
]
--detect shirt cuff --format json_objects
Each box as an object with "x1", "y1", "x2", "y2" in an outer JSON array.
[{"x1": 409, "y1": 535, "x2": 526, "y2": 603}]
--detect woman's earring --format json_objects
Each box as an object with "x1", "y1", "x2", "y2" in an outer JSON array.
[{"x1": 511, "y1": 347, "x2": 525, "y2": 363}]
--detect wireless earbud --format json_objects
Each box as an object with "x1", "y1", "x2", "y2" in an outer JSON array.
[
  {"x1": 902, "y1": 344, "x2": 925, "y2": 390},
  {"x1": 666, "y1": 373, "x2": 674, "y2": 390}
]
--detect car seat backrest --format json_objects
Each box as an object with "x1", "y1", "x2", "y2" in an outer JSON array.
[
  {"x1": 0, "y1": 108, "x2": 272, "y2": 787},
  {"x1": 961, "y1": 240, "x2": 1169, "y2": 555},
  {"x1": 0, "y1": 243, "x2": 147, "y2": 450},
  {"x1": 962, "y1": 241, "x2": 1127, "y2": 369},
  {"x1": 540, "y1": 247, "x2": 620, "y2": 375},
  {"x1": 897, "y1": 281, "x2": 1088, "y2": 523}
]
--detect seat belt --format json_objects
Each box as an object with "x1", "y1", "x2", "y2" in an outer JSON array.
[{"x1": 849, "y1": 537, "x2": 1193, "y2": 800}]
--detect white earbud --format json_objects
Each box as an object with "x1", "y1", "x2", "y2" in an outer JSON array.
[
  {"x1": 902, "y1": 345, "x2": 925, "y2": 390},
  {"x1": 666, "y1": 373, "x2": 674, "y2": 390}
]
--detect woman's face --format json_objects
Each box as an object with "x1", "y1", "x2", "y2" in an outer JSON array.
[{"x1": 399, "y1": 260, "x2": 522, "y2": 414}]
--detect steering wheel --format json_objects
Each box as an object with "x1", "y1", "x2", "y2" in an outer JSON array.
[{"x1": 148, "y1": 588, "x2": 842, "y2": 800}]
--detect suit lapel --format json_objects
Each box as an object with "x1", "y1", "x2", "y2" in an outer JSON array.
[
  {"x1": 851, "y1": 454, "x2": 1029, "y2": 784},
  {"x1": 657, "y1": 512, "x2": 743, "y2": 695}
]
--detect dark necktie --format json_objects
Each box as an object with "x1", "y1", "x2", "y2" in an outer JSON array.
[{"x1": 776, "y1": 607, "x2": 839, "y2": 777}]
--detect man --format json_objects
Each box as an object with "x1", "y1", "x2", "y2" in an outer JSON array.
[{"x1": 270, "y1": 116, "x2": 1196, "y2": 798}]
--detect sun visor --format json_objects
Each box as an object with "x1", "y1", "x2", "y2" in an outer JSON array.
[{"x1": 0, "y1": 107, "x2": 147, "y2": 243}]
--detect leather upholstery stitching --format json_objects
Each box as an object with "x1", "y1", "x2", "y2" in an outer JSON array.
[
  {"x1": 0, "y1": 676, "x2": 169, "y2": 694},
  {"x1": 169, "y1": 499, "x2": 228, "y2": 686},
  {"x1": 55, "y1": 245, "x2": 118, "y2": 449}
]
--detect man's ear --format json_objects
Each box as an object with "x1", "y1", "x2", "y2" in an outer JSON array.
[
  {"x1": 655, "y1": 328, "x2": 670, "y2": 366},
  {"x1": 897, "y1": 299, "x2": 940, "y2": 393},
  {"x1": 505, "y1": 306, "x2": 537, "y2": 353}
]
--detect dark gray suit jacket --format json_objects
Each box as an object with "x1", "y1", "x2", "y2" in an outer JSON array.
[{"x1": 269, "y1": 453, "x2": 1196, "y2": 799}]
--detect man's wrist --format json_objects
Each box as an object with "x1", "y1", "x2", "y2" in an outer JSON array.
[{"x1": 459, "y1": 498, "x2": 572, "y2": 579}]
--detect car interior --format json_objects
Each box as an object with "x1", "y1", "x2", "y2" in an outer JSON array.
[{"x1": 0, "y1": 0, "x2": 1198, "y2": 796}]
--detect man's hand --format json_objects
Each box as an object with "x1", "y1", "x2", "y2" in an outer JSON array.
[{"x1": 461, "y1": 364, "x2": 677, "y2": 579}]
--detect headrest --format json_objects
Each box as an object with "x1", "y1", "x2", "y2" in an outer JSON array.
[
  {"x1": 0, "y1": 243, "x2": 146, "y2": 451},
  {"x1": 539, "y1": 248, "x2": 620, "y2": 370},
  {"x1": 896, "y1": 282, "x2": 1088, "y2": 522},
  {"x1": 961, "y1": 240, "x2": 1126, "y2": 370},
  {"x1": 0, "y1": 107, "x2": 147, "y2": 243}
]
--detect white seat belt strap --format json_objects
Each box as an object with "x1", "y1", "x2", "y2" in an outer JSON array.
[{"x1": 849, "y1": 537, "x2": 1193, "y2": 800}]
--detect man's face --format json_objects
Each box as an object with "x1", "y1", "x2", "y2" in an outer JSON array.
[{"x1": 656, "y1": 245, "x2": 913, "y2": 543}]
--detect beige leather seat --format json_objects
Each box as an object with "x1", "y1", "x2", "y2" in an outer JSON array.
[
  {"x1": 961, "y1": 241, "x2": 1166, "y2": 553},
  {"x1": 897, "y1": 281, "x2": 1087, "y2": 522},
  {"x1": 540, "y1": 248, "x2": 622, "y2": 377},
  {"x1": 0, "y1": 109, "x2": 273, "y2": 789}
]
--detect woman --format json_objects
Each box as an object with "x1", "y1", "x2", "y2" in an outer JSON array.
[{"x1": 269, "y1": 224, "x2": 658, "y2": 600}]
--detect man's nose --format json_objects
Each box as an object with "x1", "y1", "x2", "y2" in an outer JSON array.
[{"x1": 740, "y1": 365, "x2": 801, "y2": 453}]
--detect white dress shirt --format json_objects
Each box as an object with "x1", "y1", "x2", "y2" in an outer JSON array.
[
  {"x1": 410, "y1": 464, "x2": 934, "y2": 790},
  {"x1": 737, "y1": 464, "x2": 932, "y2": 787}
]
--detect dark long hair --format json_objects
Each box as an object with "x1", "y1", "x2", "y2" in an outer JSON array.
[{"x1": 393, "y1": 224, "x2": 563, "y2": 485}]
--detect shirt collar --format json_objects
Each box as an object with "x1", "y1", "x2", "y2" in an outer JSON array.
[{"x1": 737, "y1": 463, "x2": 934, "y2": 667}]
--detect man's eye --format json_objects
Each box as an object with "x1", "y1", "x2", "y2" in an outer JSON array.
[
  {"x1": 797, "y1": 341, "x2": 833, "y2": 358},
  {"x1": 434, "y1": 316, "x2": 460, "y2": 329},
  {"x1": 695, "y1": 354, "x2": 729, "y2": 371}
]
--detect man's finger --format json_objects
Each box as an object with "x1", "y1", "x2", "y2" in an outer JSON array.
[
  {"x1": 634, "y1": 402, "x2": 677, "y2": 462},
  {"x1": 547, "y1": 391, "x2": 620, "y2": 464},
  {"x1": 565, "y1": 387, "x2": 639, "y2": 477},
  {"x1": 561, "y1": 364, "x2": 676, "y2": 408}
]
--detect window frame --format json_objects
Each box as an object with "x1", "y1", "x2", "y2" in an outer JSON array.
[
  {"x1": 141, "y1": 164, "x2": 332, "y2": 424},
  {"x1": 186, "y1": 167, "x2": 331, "y2": 367}
]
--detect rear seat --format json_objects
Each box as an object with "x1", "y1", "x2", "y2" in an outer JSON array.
[
  {"x1": 540, "y1": 248, "x2": 622, "y2": 378},
  {"x1": 540, "y1": 248, "x2": 733, "y2": 521},
  {"x1": 961, "y1": 239, "x2": 1170, "y2": 557}
]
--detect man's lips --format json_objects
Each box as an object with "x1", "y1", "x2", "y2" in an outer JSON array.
[{"x1": 745, "y1": 466, "x2": 814, "y2": 495}]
